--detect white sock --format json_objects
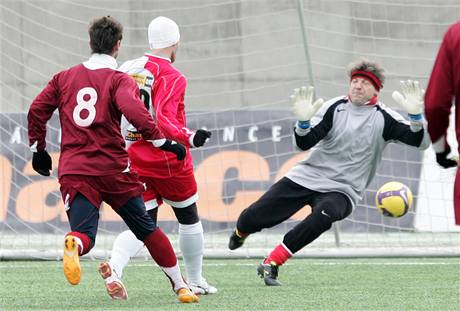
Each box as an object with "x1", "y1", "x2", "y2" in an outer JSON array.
[
  {"x1": 109, "y1": 230, "x2": 144, "y2": 278},
  {"x1": 178, "y1": 221, "x2": 204, "y2": 284},
  {"x1": 72, "y1": 236, "x2": 83, "y2": 255},
  {"x1": 161, "y1": 262, "x2": 188, "y2": 292}
]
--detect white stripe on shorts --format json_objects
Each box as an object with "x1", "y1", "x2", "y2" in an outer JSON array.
[
  {"x1": 144, "y1": 199, "x2": 159, "y2": 211},
  {"x1": 163, "y1": 193, "x2": 198, "y2": 208}
]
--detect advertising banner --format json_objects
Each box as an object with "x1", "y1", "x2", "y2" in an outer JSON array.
[{"x1": 0, "y1": 111, "x2": 423, "y2": 233}]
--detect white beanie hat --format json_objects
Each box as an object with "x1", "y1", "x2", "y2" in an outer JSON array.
[{"x1": 148, "y1": 16, "x2": 180, "y2": 49}]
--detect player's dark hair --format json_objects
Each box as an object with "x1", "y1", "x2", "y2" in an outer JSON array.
[{"x1": 88, "y1": 16, "x2": 123, "y2": 54}]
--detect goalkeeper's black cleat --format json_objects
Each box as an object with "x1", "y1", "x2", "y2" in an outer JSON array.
[
  {"x1": 257, "y1": 261, "x2": 282, "y2": 286},
  {"x1": 228, "y1": 230, "x2": 247, "y2": 250}
]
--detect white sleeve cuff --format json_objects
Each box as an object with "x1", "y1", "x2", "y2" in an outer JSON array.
[
  {"x1": 409, "y1": 120, "x2": 423, "y2": 132},
  {"x1": 188, "y1": 132, "x2": 196, "y2": 148},
  {"x1": 150, "y1": 138, "x2": 166, "y2": 147},
  {"x1": 295, "y1": 123, "x2": 311, "y2": 136},
  {"x1": 30, "y1": 141, "x2": 38, "y2": 152},
  {"x1": 432, "y1": 136, "x2": 446, "y2": 153}
]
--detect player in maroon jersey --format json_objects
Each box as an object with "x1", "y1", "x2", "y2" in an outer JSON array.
[
  {"x1": 27, "y1": 16, "x2": 198, "y2": 303},
  {"x1": 100, "y1": 16, "x2": 217, "y2": 296},
  {"x1": 425, "y1": 21, "x2": 460, "y2": 225}
]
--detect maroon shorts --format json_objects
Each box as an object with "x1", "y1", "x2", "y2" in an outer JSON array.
[
  {"x1": 140, "y1": 171, "x2": 198, "y2": 210},
  {"x1": 59, "y1": 171, "x2": 145, "y2": 210}
]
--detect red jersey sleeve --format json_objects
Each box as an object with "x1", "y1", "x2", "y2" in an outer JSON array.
[
  {"x1": 154, "y1": 74, "x2": 193, "y2": 147},
  {"x1": 425, "y1": 26, "x2": 456, "y2": 142},
  {"x1": 113, "y1": 74, "x2": 164, "y2": 141},
  {"x1": 28, "y1": 73, "x2": 60, "y2": 151}
]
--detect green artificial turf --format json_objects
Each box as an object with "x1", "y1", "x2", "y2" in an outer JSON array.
[{"x1": 0, "y1": 258, "x2": 459, "y2": 310}]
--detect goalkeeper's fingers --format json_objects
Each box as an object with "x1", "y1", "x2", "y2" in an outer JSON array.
[
  {"x1": 299, "y1": 86, "x2": 308, "y2": 100},
  {"x1": 392, "y1": 90, "x2": 406, "y2": 108},
  {"x1": 312, "y1": 98, "x2": 324, "y2": 113},
  {"x1": 305, "y1": 86, "x2": 314, "y2": 104},
  {"x1": 290, "y1": 88, "x2": 300, "y2": 103},
  {"x1": 411, "y1": 80, "x2": 419, "y2": 98},
  {"x1": 400, "y1": 80, "x2": 410, "y2": 97},
  {"x1": 413, "y1": 81, "x2": 425, "y2": 101},
  {"x1": 407, "y1": 79, "x2": 415, "y2": 95}
]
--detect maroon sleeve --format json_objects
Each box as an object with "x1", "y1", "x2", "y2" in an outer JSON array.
[
  {"x1": 27, "y1": 74, "x2": 60, "y2": 151},
  {"x1": 113, "y1": 74, "x2": 164, "y2": 141},
  {"x1": 425, "y1": 26, "x2": 455, "y2": 143}
]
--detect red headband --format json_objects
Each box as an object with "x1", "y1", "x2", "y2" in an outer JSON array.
[{"x1": 351, "y1": 70, "x2": 382, "y2": 90}]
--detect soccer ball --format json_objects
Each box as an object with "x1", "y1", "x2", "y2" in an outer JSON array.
[{"x1": 375, "y1": 182, "x2": 413, "y2": 217}]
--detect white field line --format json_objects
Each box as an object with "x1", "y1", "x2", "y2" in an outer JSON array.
[
  {"x1": 1, "y1": 260, "x2": 459, "y2": 269},
  {"x1": 132, "y1": 261, "x2": 460, "y2": 267}
]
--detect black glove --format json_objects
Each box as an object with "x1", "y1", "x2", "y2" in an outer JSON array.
[
  {"x1": 436, "y1": 146, "x2": 458, "y2": 168},
  {"x1": 193, "y1": 129, "x2": 212, "y2": 147},
  {"x1": 32, "y1": 150, "x2": 52, "y2": 176},
  {"x1": 159, "y1": 139, "x2": 186, "y2": 161}
]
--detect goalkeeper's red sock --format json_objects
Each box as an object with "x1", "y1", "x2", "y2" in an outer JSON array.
[{"x1": 264, "y1": 243, "x2": 292, "y2": 266}]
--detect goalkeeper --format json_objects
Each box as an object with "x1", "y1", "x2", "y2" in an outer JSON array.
[{"x1": 228, "y1": 59, "x2": 431, "y2": 286}]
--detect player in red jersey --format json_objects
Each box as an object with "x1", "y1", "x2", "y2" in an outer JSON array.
[
  {"x1": 27, "y1": 16, "x2": 198, "y2": 303},
  {"x1": 425, "y1": 21, "x2": 460, "y2": 225},
  {"x1": 100, "y1": 16, "x2": 217, "y2": 296}
]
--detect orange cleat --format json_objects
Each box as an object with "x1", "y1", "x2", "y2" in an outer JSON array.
[
  {"x1": 63, "y1": 235, "x2": 81, "y2": 285},
  {"x1": 176, "y1": 287, "x2": 200, "y2": 303}
]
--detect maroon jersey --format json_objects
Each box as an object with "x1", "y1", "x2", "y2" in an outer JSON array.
[
  {"x1": 28, "y1": 54, "x2": 164, "y2": 178},
  {"x1": 425, "y1": 22, "x2": 460, "y2": 225},
  {"x1": 425, "y1": 21, "x2": 460, "y2": 149}
]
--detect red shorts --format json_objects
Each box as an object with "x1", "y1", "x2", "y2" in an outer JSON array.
[
  {"x1": 59, "y1": 172, "x2": 144, "y2": 210},
  {"x1": 139, "y1": 171, "x2": 198, "y2": 210}
]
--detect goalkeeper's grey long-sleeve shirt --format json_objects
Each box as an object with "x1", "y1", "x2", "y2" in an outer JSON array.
[{"x1": 285, "y1": 96, "x2": 431, "y2": 206}]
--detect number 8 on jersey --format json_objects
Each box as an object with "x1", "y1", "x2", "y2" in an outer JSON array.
[{"x1": 73, "y1": 87, "x2": 98, "y2": 127}]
